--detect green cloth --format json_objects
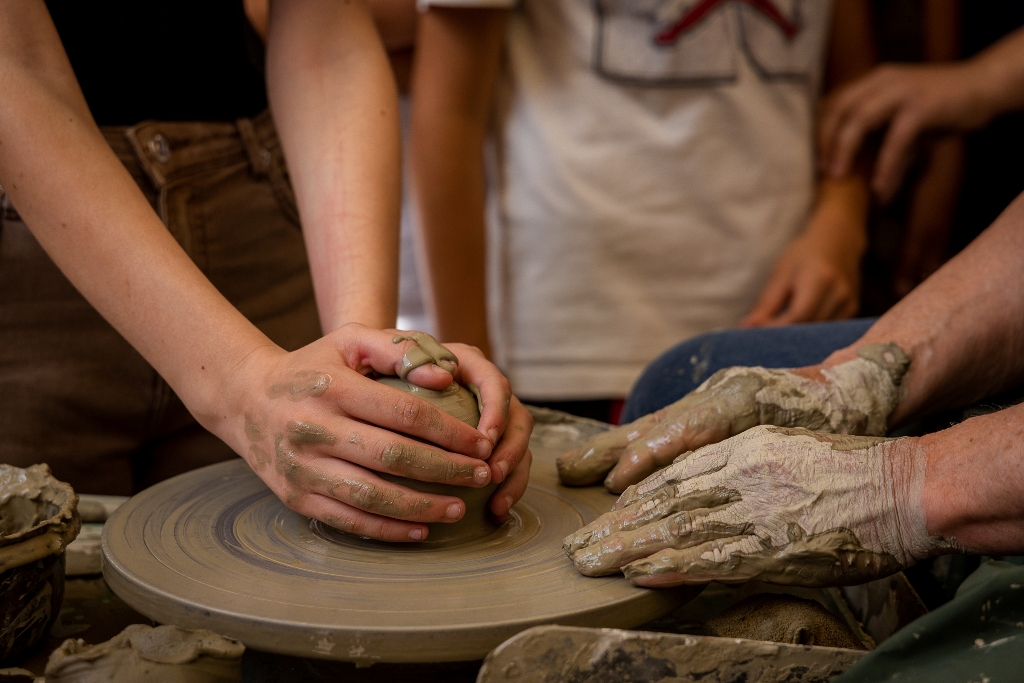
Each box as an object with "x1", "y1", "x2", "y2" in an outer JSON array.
[{"x1": 836, "y1": 561, "x2": 1024, "y2": 682}]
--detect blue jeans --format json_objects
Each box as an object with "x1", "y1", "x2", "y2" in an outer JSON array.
[{"x1": 622, "y1": 319, "x2": 876, "y2": 423}]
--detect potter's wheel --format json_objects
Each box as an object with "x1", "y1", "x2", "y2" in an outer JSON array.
[{"x1": 101, "y1": 410, "x2": 691, "y2": 663}]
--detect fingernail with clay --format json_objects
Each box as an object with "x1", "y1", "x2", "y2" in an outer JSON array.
[
  {"x1": 497, "y1": 461, "x2": 509, "y2": 481},
  {"x1": 446, "y1": 503, "x2": 462, "y2": 519},
  {"x1": 476, "y1": 438, "x2": 492, "y2": 459},
  {"x1": 486, "y1": 427, "x2": 500, "y2": 445},
  {"x1": 474, "y1": 466, "x2": 490, "y2": 484},
  {"x1": 409, "y1": 528, "x2": 424, "y2": 541}
]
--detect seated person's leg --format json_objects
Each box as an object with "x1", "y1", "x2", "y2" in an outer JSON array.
[
  {"x1": 0, "y1": 213, "x2": 142, "y2": 494},
  {"x1": 622, "y1": 319, "x2": 876, "y2": 422}
]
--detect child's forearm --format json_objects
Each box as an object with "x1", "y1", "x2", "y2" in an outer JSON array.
[
  {"x1": 267, "y1": 0, "x2": 402, "y2": 332},
  {"x1": 408, "y1": 8, "x2": 507, "y2": 352}
]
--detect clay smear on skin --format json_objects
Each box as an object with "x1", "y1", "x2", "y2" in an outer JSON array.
[
  {"x1": 286, "y1": 421, "x2": 338, "y2": 447},
  {"x1": 269, "y1": 370, "x2": 332, "y2": 401},
  {"x1": 270, "y1": 426, "x2": 434, "y2": 516},
  {"x1": 381, "y1": 442, "x2": 475, "y2": 482},
  {"x1": 245, "y1": 415, "x2": 272, "y2": 469},
  {"x1": 271, "y1": 423, "x2": 336, "y2": 479},
  {"x1": 564, "y1": 486, "x2": 739, "y2": 554},
  {"x1": 624, "y1": 527, "x2": 901, "y2": 587},
  {"x1": 335, "y1": 478, "x2": 432, "y2": 518},
  {"x1": 566, "y1": 425, "x2": 957, "y2": 586},
  {"x1": 558, "y1": 343, "x2": 910, "y2": 491},
  {"x1": 245, "y1": 416, "x2": 265, "y2": 443}
]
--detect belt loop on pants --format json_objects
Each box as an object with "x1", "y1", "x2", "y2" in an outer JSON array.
[
  {"x1": 122, "y1": 123, "x2": 174, "y2": 224},
  {"x1": 236, "y1": 117, "x2": 273, "y2": 179},
  {"x1": 241, "y1": 111, "x2": 300, "y2": 225}
]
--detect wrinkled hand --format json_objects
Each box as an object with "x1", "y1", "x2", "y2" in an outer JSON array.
[
  {"x1": 565, "y1": 426, "x2": 959, "y2": 587},
  {"x1": 218, "y1": 324, "x2": 532, "y2": 541},
  {"x1": 819, "y1": 63, "x2": 992, "y2": 202},
  {"x1": 556, "y1": 344, "x2": 908, "y2": 493},
  {"x1": 741, "y1": 231, "x2": 860, "y2": 328}
]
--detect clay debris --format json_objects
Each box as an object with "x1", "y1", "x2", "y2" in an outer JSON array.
[
  {"x1": 45, "y1": 624, "x2": 244, "y2": 683},
  {"x1": 0, "y1": 464, "x2": 79, "y2": 574}
]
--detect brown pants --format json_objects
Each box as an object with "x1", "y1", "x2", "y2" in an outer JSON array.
[{"x1": 0, "y1": 111, "x2": 321, "y2": 495}]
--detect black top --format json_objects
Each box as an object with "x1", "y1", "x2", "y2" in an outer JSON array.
[
  {"x1": 46, "y1": 1, "x2": 267, "y2": 126},
  {"x1": 953, "y1": 5, "x2": 1024, "y2": 253}
]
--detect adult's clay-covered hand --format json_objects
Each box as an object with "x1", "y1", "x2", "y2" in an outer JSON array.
[
  {"x1": 564, "y1": 425, "x2": 960, "y2": 587},
  {"x1": 217, "y1": 323, "x2": 532, "y2": 542},
  {"x1": 556, "y1": 344, "x2": 908, "y2": 493}
]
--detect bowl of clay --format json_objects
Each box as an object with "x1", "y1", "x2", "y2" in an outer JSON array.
[
  {"x1": 0, "y1": 464, "x2": 80, "y2": 662},
  {"x1": 375, "y1": 376, "x2": 499, "y2": 544}
]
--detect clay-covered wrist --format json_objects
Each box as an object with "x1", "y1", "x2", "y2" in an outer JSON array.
[
  {"x1": 880, "y1": 434, "x2": 964, "y2": 564},
  {"x1": 698, "y1": 342, "x2": 909, "y2": 437}
]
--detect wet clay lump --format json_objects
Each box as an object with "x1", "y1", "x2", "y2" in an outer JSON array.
[{"x1": 375, "y1": 375, "x2": 496, "y2": 544}]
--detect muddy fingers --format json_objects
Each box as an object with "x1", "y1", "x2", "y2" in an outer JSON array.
[
  {"x1": 557, "y1": 344, "x2": 911, "y2": 492},
  {"x1": 567, "y1": 425, "x2": 961, "y2": 588}
]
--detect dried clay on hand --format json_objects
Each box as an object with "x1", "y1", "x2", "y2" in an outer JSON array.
[
  {"x1": 565, "y1": 425, "x2": 960, "y2": 588},
  {"x1": 557, "y1": 344, "x2": 910, "y2": 492}
]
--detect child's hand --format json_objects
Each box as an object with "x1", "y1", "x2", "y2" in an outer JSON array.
[{"x1": 741, "y1": 232, "x2": 860, "y2": 327}]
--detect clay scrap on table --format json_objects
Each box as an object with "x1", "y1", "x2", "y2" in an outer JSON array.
[
  {"x1": 0, "y1": 464, "x2": 79, "y2": 574},
  {"x1": 66, "y1": 495, "x2": 129, "y2": 576},
  {"x1": 75, "y1": 495, "x2": 126, "y2": 524},
  {"x1": 45, "y1": 624, "x2": 244, "y2": 683},
  {"x1": 478, "y1": 624, "x2": 866, "y2": 683},
  {"x1": 702, "y1": 594, "x2": 865, "y2": 650}
]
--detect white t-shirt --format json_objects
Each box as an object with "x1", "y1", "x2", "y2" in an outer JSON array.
[{"x1": 425, "y1": 0, "x2": 833, "y2": 400}]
